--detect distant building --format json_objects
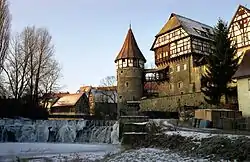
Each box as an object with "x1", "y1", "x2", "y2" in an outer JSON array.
[
  {"x1": 49, "y1": 93, "x2": 90, "y2": 119},
  {"x1": 79, "y1": 86, "x2": 117, "y2": 118},
  {"x1": 40, "y1": 92, "x2": 70, "y2": 111}
]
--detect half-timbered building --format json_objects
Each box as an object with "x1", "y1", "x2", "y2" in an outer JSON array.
[
  {"x1": 230, "y1": 5, "x2": 250, "y2": 116},
  {"x1": 229, "y1": 5, "x2": 250, "y2": 57},
  {"x1": 151, "y1": 13, "x2": 213, "y2": 97}
]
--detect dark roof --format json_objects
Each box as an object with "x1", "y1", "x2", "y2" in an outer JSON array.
[
  {"x1": 157, "y1": 13, "x2": 213, "y2": 39},
  {"x1": 151, "y1": 13, "x2": 213, "y2": 50},
  {"x1": 115, "y1": 28, "x2": 146, "y2": 62},
  {"x1": 233, "y1": 49, "x2": 250, "y2": 79}
]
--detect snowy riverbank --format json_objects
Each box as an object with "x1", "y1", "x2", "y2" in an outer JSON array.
[
  {"x1": 0, "y1": 143, "x2": 120, "y2": 161},
  {"x1": 0, "y1": 143, "x2": 212, "y2": 162}
]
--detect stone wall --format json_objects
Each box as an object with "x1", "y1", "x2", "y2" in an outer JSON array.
[{"x1": 140, "y1": 92, "x2": 207, "y2": 112}]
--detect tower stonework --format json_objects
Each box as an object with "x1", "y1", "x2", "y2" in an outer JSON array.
[{"x1": 115, "y1": 28, "x2": 146, "y2": 117}]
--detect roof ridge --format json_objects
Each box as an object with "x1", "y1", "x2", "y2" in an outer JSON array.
[
  {"x1": 172, "y1": 13, "x2": 213, "y2": 29},
  {"x1": 229, "y1": 4, "x2": 250, "y2": 28}
]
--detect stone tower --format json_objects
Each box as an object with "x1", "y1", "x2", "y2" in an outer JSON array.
[{"x1": 115, "y1": 27, "x2": 146, "y2": 117}]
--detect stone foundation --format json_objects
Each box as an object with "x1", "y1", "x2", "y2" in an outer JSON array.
[{"x1": 140, "y1": 92, "x2": 207, "y2": 112}]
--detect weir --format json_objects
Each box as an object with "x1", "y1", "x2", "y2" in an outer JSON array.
[{"x1": 0, "y1": 119, "x2": 119, "y2": 144}]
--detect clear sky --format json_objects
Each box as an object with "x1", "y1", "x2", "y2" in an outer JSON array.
[{"x1": 8, "y1": 0, "x2": 249, "y2": 93}]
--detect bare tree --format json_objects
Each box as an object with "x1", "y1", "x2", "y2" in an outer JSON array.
[
  {"x1": 2, "y1": 34, "x2": 30, "y2": 99},
  {"x1": 0, "y1": 0, "x2": 10, "y2": 73},
  {"x1": 99, "y1": 76, "x2": 117, "y2": 103},
  {"x1": 39, "y1": 59, "x2": 62, "y2": 94},
  {"x1": 2, "y1": 26, "x2": 61, "y2": 102}
]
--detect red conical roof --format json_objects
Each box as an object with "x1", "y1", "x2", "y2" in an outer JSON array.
[{"x1": 115, "y1": 28, "x2": 146, "y2": 62}]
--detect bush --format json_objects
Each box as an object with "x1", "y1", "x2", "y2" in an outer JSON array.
[{"x1": 0, "y1": 98, "x2": 48, "y2": 120}]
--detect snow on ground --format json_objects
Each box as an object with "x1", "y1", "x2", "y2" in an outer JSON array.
[
  {"x1": 106, "y1": 148, "x2": 209, "y2": 162},
  {"x1": 0, "y1": 143, "x2": 212, "y2": 162},
  {"x1": 0, "y1": 143, "x2": 120, "y2": 162},
  {"x1": 152, "y1": 119, "x2": 250, "y2": 140},
  {"x1": 164, "y1": 129, "x2": 250, "y2": 140}
]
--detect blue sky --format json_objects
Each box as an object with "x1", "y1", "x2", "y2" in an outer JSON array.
[{"x1": 8, "y1": 0, "x2": 249, "y2": 93}]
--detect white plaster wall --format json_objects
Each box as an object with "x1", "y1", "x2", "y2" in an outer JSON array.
[{"x1": 237, "y1": 78, "x2": 250, "y2": 117}]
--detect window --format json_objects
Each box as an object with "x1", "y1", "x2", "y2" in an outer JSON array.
[
  {"x1": 248, "y1": 79, "x2": 250, "y2": 91},
  {"x1": 169, "y1": 84, "x2": 173, "y2": 90},
  {"x1": 183, "y1": 64, "x2": 187, "y2": 70},
  {"x1": 176, "y1": 65, "x2": 180, "y2": 72},
  {"x1": 169, "y1": 67, "x2": 173, "y2": 73},
  {"x1": 126, "y1": 82, "x2": 128, "y2": 87},
  {"x1": 121, "y1": 70, "x2": 123, "y2": 74},
  {"x1": 178, "y1": 82, "x2": 183, "y2": 89}
]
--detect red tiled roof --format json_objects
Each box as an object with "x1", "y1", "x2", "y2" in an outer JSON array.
[{"x1": 115, "y1": 28, "x2": 146, "y2": 62}]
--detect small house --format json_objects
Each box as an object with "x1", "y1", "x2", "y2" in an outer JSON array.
[
  {"x1": 40, "y1": 92, "x2": 69, "y2": 111},
  {"x1": 50, "y1": 92, "x2": 89, "y2": 118}
]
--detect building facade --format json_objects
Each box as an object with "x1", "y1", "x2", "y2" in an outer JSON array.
[
  {"x1": 140, "y1": 13, "x2": 215, "y2": 111},
  {"x1": 233, "y1": 50, "x2": 250, "y2": 116},
  {"x1": 50, "y1": 93, "x2": 90, "y2": 119},
  {"x1": 230, "y1": 5, "x2": 250, "y2": 116},
  {"x1": 115, "y1": 4, "x2": 250, "y2": 114},
  {"x1": 228, "y1": 5, "x2": 250, "y2": 57},
  {"x1": 79, "y1": 86, "x2": 117, "y2": 118}
]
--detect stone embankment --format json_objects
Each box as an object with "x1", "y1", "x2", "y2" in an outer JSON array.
[{"x1": 126, "y1": 121, "x2": 250, "y2": 161}]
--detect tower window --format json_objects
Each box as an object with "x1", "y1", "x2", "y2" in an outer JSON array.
[
  {"x1": 121, "y1": 70, "x2": 123, "y2": 74},
  {"x1": 183, "y1": 64, "x2": 187, "y2": 70},
  {"x1": 248, "y1": 79, "x2": 250, "y2": 91},
  {"x1": 176, "y1": 65, "x2": 180, "y2": 72},
  {"x1": 169, "y1": 83, "x2": 174, "y2": 90},
  {"x1": 169, "y1": 67, "x2": 173, "y2": 73},
  {"x1": 119, "y1": 96, "x2": 122, "y2": 99},
  {"x1": 126, "y1": 82, "x2": 128, "y2": 87},
  {"x1": 178, "y1": 82, "x2": 183, "y2": 89}
]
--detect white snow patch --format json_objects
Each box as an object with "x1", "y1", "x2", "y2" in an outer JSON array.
[
  {"x1": 132, "y1": 122, "x2": 148, "y2": 125},
  {"x1": 165, "y1": 130, "x2": 250, "y2": 140},
  {"x1": 111, "y1": 121, "x2": 120, "y2": 145},
  {"x1": 106, "y1": 148, "x2": 210, "y2": 162}
]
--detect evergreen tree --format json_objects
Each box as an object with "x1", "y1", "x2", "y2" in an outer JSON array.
[{"x1": 201, "y1": 19, "x2": 241, "y2": 105}]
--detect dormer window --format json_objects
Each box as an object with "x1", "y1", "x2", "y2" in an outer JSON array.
[
  {"x1": 200, "y1": 31, "x2": 208, "y2": 37},
  {"x1": 194, "y1": 28, "x2": 208, "y2": 37},
  {"x1": 202, "y1": 27, "x2": 211, "y2": 33}
]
